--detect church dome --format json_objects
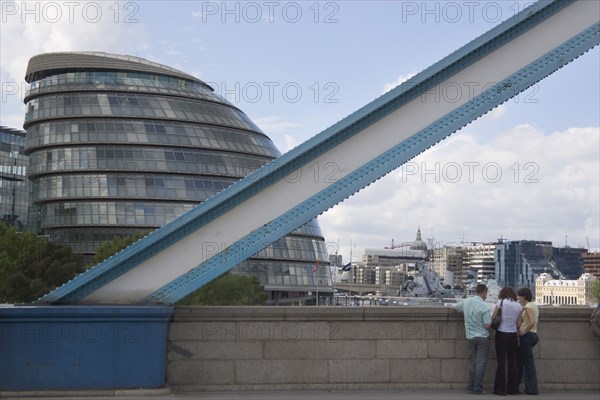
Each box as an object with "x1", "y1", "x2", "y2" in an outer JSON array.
[{"x1": 410, "y1": 226, "x2": 428, "y2": 251}]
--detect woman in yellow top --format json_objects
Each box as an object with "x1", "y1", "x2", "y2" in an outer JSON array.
[{"x1": 517, "y1": 287, "x2": 539, "y2": 395}]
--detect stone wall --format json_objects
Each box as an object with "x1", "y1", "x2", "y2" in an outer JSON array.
[{"x1": 167, "y1": 306, "x2": 599, "y2": 392}]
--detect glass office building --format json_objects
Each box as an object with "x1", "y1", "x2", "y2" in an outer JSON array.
[
  {"x1": 0, "y1": 126, "x2": 29, "y2": 231},
  {"x1": 23, "y1": 52, "x2": 331, "y2": 304},
  {"x1": 495, "y1": 240, "x2": 586, "y2": 297}
]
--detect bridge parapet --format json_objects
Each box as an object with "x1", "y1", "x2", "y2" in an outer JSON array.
[{"x1": 168, "y1": 306, "x2": 600, "y2": 392}]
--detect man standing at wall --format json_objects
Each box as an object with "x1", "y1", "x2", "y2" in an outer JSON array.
[{"x1": 454, "y1": 284, "x2": 492, "y2": 394}]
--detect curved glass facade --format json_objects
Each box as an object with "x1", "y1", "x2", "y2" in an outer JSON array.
[
  {"x1": 24, "y1": 52, "x2": 331, "y2": 304},
  {"x1": 0, "y1": 126, "x2": 29, "y2": 231}
]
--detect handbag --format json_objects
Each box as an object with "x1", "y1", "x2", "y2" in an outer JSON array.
[{"x1": 491, "y1": 299, "x2": 504, "y2": 330}]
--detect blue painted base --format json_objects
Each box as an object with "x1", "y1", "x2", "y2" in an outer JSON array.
[{"x1": 0, "y1": 305, "x2": 173, "y2": 390}]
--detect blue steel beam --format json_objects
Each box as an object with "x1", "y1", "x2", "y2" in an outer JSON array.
[
  {"x1": 148, "y1": 21, "x2": 600, "y2": 304},
  {"x1": 38, "y1": 0, "x2": 599, "y2": 304}
]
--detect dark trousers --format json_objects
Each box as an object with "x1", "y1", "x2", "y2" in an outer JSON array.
[
  {"x1": 518, "y1": 332, "x2": 539, "y2": 395},
  {"x1": 494, "y1": 331, "x2": 520, "y2": 395}
]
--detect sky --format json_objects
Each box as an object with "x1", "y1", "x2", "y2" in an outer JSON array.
[{"x1": 1, "y1": 1, "x2": 599, "y2": 263}]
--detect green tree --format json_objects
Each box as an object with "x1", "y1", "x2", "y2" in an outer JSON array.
[
  {"x1": 86, "y1": 230, "x2": 150, "y2": 269},
  {"x1": 0, "y1": 223, "x2": 84, "y2": 303},
  {"x1": 177, "y1": 273, "x2": 268, "y2": 306},
  {"x1": 591, "y1": 280, "x2": 600, "y2": 301}
]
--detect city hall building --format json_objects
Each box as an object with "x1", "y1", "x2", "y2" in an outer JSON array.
[{"x1": 23, "y1": 52, "x2": 331, "y2": 304}]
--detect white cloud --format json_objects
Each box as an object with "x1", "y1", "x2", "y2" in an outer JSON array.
[
  {"x1": 254, "y1": 116, "x2": 300, "y2": 133},
  {"x1": 283, "y1": 134, "x2": 299, "y2": 152},
  {"x1": 0, "y1": 1, "x2": 148, "y2": 125},
  {"x1": 382, "y1": 72, "x2": 417, "y2": 94},
  {"x1": 253, "y1": 116, "x2": 302, "y2": 152},
  {"x1": 253, "y1": 116, "x2": 305, "y2": 153},
  {"x1": 482, "y1": 104, "x2": 507, "y2": 121},
  {"x1": 1, "y1": 112, "x2": 26, "y2": 131},
  {"x1": 190, "y1": 70, "x2": 204, "y2": 79},
  {"x1": 319, "y1": 125, "x2": 600, "y2": 262}
]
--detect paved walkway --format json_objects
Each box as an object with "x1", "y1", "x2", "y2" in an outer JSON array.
[{"x1": 2, "y1": 390, "x2": 599, "y2": 400}]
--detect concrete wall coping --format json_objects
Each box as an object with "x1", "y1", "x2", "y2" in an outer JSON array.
[
  {"x1": 0, "y1": 305, "x2": 174, "y2": 322},
  {"x1": 172, "y1": 305, "x2": 596, "y2": 322}
]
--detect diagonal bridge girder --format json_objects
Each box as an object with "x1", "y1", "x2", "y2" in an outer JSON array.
[{"x1": 38, "y1": 0, "x2": 600, "y2": 305}]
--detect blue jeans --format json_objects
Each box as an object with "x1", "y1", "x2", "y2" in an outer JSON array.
[
  {"x1": 518, "y1": 332, "x2": 539, "y2": 394},
  {"x1": 468, "y1": 337, "x2": 490, "y2": 392}
]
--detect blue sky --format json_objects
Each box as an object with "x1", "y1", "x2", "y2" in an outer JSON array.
[{"x1": 1, "y1": 1, "x2": 599, "y2": 261}]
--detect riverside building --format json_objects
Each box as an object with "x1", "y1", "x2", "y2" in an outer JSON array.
[
  {"x1": 536, "y1": 272, "x2": 597, "y2": 305},
  {"x1": 23, "y1": 52, "x2": 330, "y2": 304}
]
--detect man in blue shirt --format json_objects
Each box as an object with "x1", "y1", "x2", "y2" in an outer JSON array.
[{"x1": 454, "y1": 284, "x2": 492, "y2": 394}]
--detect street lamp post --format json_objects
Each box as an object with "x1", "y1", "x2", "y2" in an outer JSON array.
[{"x1": 349, "y1": 239, "x2": 356, "y2": 305}]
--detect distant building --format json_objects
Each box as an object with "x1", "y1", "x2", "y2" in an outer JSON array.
[
  {"x1": 352, "y1": 228, "x2": 427, "y2": 286},
  {"x1": 363, "y1": 227, "x2": 427, "y2": 267},
  {"x1": 583, "y1": 251, "x2": 600, "y2": 279},
  {"x1": 0, "y1": 126, "x2": 29, "y2": 230},
  {"x1": 329, "y1": 253, "x2": 343, "y2": 267},
  {"x1": 372, "y1": 265, "x2": 406, "y2": 287},
  {"x1": 357, "y1": 247, "x2": 424, "y2": 285},
  {"x1": 431, "y1": 242, "x2": 497, "y2": 292},
  {"x1": 536, "y1": 272, "x2": 597, "y2": 305},
  {"x1": 383, "y1": 266, "x2": 406, "y2": 287},
  {"x1": 355, "y1": 266, "x2": 377, "y2": 285},
  {"x1": 496, "y1": 240, "x2": 554, "y2": 296},
  {"x1": 552, "y1": 246, "x2": 585, "y2": 279},
  {"x1": 432, "y1": 245, "x2": 465, "y2": 288},
  {"x1": 361, "y1": 247, "x2": 425, "y2": 267},
  {"x1": 496, "y1": 240, "x2": 586, "y2": 297},
  {"x1": 464, "y1": 242, "x2": 497, "y2": 284}
]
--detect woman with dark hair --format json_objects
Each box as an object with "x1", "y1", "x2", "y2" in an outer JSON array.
[
  {"x1": 492, "y1": 286, "x2": 522, "y2": 395},
  {"x1": 517, "y1": 287, "x2": 539, "y2": 395}
]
